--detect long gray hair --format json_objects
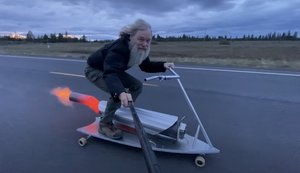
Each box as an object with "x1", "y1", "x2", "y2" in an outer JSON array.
[{"x1": 119, "y1": 19, "x2": 152, "y2": 37}]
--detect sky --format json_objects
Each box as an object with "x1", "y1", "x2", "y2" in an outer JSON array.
[{"x1": 0, "y1": 0, "x2": 299, "y2": 40}]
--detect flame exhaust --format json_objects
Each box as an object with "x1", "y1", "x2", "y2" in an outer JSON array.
[
  {"x1": 51, "y1": 87, "x2": 101, "y2": 114},
  {"x1": 51, "y1": 87, "x2": 73, "y2": 106}
]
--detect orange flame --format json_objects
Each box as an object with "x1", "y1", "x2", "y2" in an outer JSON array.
[{"x1": 51, "y1": 87, "x2": 73, "y2": 106}]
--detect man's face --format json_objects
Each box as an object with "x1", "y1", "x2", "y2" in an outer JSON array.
[
  {"x1": 131, "y1": 29, "x2": 152, "y2": 51},
  {"x1": 128, "y1": 29, "x2": 152, "y2": 66}
]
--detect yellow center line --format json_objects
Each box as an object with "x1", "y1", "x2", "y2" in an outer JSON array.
[{"x1": 49, "y1": 71, "x2": 158, "y2": 87}]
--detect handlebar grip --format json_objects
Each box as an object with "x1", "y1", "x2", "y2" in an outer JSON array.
[{"x1": 144, "y1": 69, "x2": 180, "y2": 82}]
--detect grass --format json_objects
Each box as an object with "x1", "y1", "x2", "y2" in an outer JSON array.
[{"x1": 0, "y1": 40, "x2": 300, "y2": 70}]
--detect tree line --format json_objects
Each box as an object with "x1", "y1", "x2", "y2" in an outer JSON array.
[
  {"x1": 0, "y1": 30, "x2": 299, "y2": 42},
  {"x1": 153, "y1": 31, "x2": 299, "y2": 41},
  {"x1": 0, "y1": 30, "x2": 88, "y2": 43}
]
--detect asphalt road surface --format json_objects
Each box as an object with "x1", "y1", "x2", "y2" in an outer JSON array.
[{"x1": 0, "y1": 55, "x2": 299, "y2": 173}]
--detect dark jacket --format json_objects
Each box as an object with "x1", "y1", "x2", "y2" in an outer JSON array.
[{"x1": 87, "y1": 35, "x2": 166, "y2": 97}]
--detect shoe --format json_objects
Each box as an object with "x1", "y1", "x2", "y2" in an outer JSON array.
[{"x1": 99, "y1": 122, "x2": 123, "y2": 140}]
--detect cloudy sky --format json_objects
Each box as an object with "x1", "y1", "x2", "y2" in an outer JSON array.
[{"x1": 0, "y1": 0, "x2": 299, "y2": 40}]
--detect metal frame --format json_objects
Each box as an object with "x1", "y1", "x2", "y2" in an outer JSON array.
[{"x1": 144, "y1": 68, "x2": 214, "y2": 149}]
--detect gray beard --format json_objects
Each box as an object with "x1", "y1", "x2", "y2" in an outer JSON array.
[{"x1": 127, "y1": 42, "x2": 150, "y2": 68}]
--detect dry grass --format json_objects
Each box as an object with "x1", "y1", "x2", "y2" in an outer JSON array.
[{"x1": 0, "y1": 40, "x2": 300, "y2": 70}]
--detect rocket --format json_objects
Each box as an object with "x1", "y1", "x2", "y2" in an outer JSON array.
[{"x1": 51, "y1": 87, "x2": 101, "y2": 114}]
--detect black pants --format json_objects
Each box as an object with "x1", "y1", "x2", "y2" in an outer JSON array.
[{"x1": 84, "y1": 64, "x2": 143, "y2": 123}]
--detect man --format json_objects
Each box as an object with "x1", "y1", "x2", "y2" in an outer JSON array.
[{"x1": 85, "y1": 19, "x2": 174, "y2": 139}]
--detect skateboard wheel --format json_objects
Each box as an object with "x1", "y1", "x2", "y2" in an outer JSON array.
[
  {"x1": 195, "y1": 155, "x2": 205, "y2": 167},
  {"x1": 78, "y1": 137, "x2": 87, "y2": 147}
]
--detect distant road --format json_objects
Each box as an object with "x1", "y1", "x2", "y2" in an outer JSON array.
[{"x1": 0, "y1": 54, "x2": 299, "y2": 173}]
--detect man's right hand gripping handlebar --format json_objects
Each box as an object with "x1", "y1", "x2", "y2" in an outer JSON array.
[{"x1": 119, "y1": 92, "x2": 133, "y2": 107}]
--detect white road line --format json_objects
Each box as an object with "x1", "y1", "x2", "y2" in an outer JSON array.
[
  {"x1": 2, "y1": 55, "x2": 299, "y2": 77},
  {"x1": 142, "y1": 83, "x2": 158, "y2": 87},
  {"x1": 49, "y1": 71, "x2": 158, "y2": 87},
  {"x1": 176, "y1": 67, "x2": 300, "y2": 77},
  {"x1": 50, "y1": 71, "x2": 85, "y2": 77},
  {"x1": 0, "y1": 54, "x2": 85, "y2": 62}
]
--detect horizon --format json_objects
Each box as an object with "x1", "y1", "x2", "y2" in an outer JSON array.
[
  {"x1": 1, "y1": 30, "x2": 299, "y2": 41},
  {"x1": 0, "y1": 0, "x2": 299, "y2": 40}
]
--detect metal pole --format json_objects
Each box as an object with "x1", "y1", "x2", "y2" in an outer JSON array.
[
  {"x1": 170, "y1": 68, "x2": 213, "y2": 147},
  {"x1": 129, "y1": 102, "x2": 161, "y2": 173}
]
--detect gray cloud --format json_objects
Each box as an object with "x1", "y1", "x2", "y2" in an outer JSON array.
[
  {"x1": 48, "y1": 0, "x2": 235, "y2": 13},
  {"x1": 0, "y1": 0, "x2": 299, "y2": 40}
]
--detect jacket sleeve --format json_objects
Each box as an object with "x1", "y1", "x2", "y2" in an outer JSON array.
[
  {"x1": 103, "y1": 41, "x2": 130, "y2": 98},
  {"x1": 139, "y1": 57, "x2": 166, "y2": 73}
]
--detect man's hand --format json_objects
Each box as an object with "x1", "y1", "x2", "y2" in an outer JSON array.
[
  {"x1": 164, "y1": 62, "x2": 175, "y2": 69},
  {"x1": 119, "y1": 92, "x2": 133, "y2": 107}
]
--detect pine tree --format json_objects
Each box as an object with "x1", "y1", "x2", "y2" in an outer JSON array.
[
  {"x1": 43, "y1": 34, "x2": 49, "y2": 43},
  {"x1": 293, "y1": 31, "x2": 298, "y2": 39},
  {"x1": 58, "y1": 33, "x2": 64, "y2": 42},
  {"x1": 80, "y1": 35, "x2": 87, "y2": 42},
  {"x1": 26, "y1": 30, "x2": 35, "y2": 41},
  {"x1": 50, "y1": 33, "x2": 57, "y2": 42}
]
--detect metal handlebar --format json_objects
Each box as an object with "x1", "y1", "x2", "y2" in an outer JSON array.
[{"x1": 144, "y1": 68, "x2": 180, "y2": 81}]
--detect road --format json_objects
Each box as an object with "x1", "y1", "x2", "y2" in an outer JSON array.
[{"x1": 0, "y1": 55, "x2": 299, "y2": 173}]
